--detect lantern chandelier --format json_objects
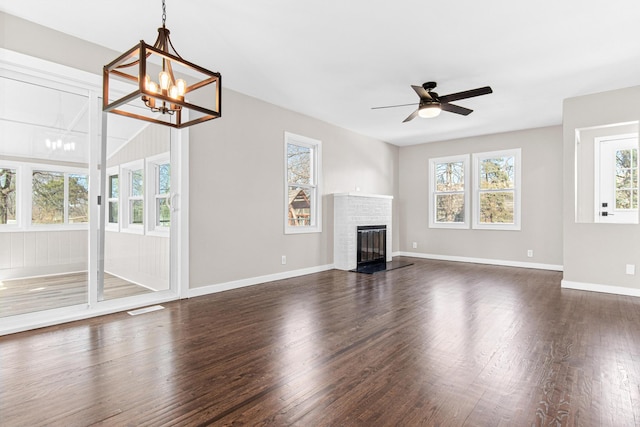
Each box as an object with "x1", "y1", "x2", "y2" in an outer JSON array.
[{"x1": 103, "y1": 0, "x2": 221, "y2": 128}]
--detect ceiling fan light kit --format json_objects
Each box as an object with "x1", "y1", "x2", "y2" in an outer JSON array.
[
  {"x1": 418, "y1": 103, "x2": 442, "y2": 118},
  {"x1": 373, "y1": 81, "x2": 493, "y2": 123}
]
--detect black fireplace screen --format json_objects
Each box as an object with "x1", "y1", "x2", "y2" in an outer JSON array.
[{"x1": 357, "y1": 225, "x2": 387, "y2": 267}]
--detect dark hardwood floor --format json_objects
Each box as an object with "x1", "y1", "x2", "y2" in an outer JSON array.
[{"x1": 1, "y1": 258, "x2": 639, "y2": 426}]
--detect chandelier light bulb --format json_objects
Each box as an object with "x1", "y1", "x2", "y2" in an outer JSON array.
[
  {"x1": 176, "y1": 79, "x2": 187, "y2": 96},
  {"x1": 159, "y1": 71, "x2": 171, "y2": 91},
  {"x1": 169, "y1": 85, "x2": 179, "y2": 99}
]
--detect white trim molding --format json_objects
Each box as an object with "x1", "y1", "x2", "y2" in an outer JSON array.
[
  {"x1": 188, "y1": 264, "x2": 335, "y2": 298},
  {"x1": 397, "y1": 251, "x2": 563, "y2": 271},
  {"x1": 561, "y1": 280, "x2": 640, "y2": 297}
]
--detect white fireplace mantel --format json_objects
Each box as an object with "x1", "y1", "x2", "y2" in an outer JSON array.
[{"x1": 333, "y1": 193, "x2": 393, "y2": 271}]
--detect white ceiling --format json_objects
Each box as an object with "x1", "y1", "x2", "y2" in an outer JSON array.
[{"x1": 2, "y1": 0, "x2": 640, "y2": 146}]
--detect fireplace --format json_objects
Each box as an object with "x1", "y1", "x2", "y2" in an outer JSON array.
[
  {"x1": 333, "y1": 193, "x2": 393, "y2": 271},
  {"x1": 356, "y1": 225, "x2": 387, "y2": 270},
  {"x1": 333, "y1": 193, "x2": 412, "y2": 274}
]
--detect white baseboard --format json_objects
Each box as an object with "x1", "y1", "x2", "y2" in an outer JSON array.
[
  {"x1": 396, "y1": 251, "x2": 563, "y2": 271},
  {"x1": 188, "y1": 264, "x2": 335, "y2": 298},
  {"x1": 0, "y1": 264, "x2": 87, "y2": 281},
  {"x1": 104, "y1": 270, "x2": 159, "y2": 292},
  {"x1": 561, "y1": 280, "x2": 640, "y2": 297}
]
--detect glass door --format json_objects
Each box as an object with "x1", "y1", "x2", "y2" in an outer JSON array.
[
  {"x1": 0, "y1": 67, "x2": 91, "y2": 318},
  {"x1": 99, "y1": 117, "x2": 173, "y2": 302},
  {"x1": 596, "y1": 134, "x2": 639, "y2": 223},
  {"x1": 0, "y1": 49, "x2": 184, "y2": 334}
]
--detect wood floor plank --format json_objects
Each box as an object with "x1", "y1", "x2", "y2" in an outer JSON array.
[{"x1": 1, "y1": 258, "x2": 640, "y2": 426}]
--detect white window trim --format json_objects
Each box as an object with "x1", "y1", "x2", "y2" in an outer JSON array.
[
  {"x1": 120, "y1": 159, "x2": 144, "y2": 235},
  {"x1": 472, "y1": 148, "x2": 522, "y2": 230},
  {"x1": 146, "y1": 152, "x2": 170, "y2": 237},
  {"x1": 0, "y1": 161, "x2": 22, "y2": 230},
  {"x1": 429, "y1": 154, "x2": 470, "y2": 229},
  {"x1": 284, "y1": 132, "x2": 322, "y2": 234}
]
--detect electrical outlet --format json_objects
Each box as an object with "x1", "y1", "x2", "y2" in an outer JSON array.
[
  {"x1": 626, "y1": 264, "x2": 635, "y2": 275},
  {"x1": 412, "y1": 242, "x2": 418, "y2": 249},
  {"x1": 281, "y1": 255, "x2": 287, "y2": 265},
  {"x1": 527, "y1": 250, "x2": 533, "y2": 258}
]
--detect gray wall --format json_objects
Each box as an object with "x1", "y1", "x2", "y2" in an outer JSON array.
[
  {"x1": 0, "y1": 12, "x2": 111, "y2": 75},
  {"x1": 188, "y1": 88, "x2": 399, "y2": 287},
  {"x1": 398, "y1": 126, "x2": 563, "y2": 267},
  {"x1": 563, "y1": 85, "x2": 640, "y2": 288}
]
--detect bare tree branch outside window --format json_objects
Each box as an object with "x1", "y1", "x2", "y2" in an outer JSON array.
[{"x1": 0, "y1": 169, "x2": 16, "y2": 225}]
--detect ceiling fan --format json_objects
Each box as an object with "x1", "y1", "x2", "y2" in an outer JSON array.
[{"x1": 372, "y1": 82, "x2": 493, "y2": 122}]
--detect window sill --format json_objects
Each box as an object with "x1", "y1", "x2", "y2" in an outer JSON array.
[
  {"x1": 472, "y1": 224, "x2": 521, "y2": 231},
  {"x1": 121, "y1": 226, "x2": 144, "y2": 235},
  {"x1": 429, "y1": 222, "x2": 470, "y2": 229},
  {"x1": 285, "y1": 226, "x2": 322, "y2": 235},
  {"x1": 0, "y1": 224, "x2": 89, "y2": 232}
]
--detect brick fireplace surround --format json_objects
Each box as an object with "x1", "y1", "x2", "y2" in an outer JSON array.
[{"x1": 333, "y1": 193, "x2": 393, "y2": 271}]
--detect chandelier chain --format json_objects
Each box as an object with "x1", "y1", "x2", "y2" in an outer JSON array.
[{"x1": 162, "y1": 0, "x2": 167, "y2": 27}]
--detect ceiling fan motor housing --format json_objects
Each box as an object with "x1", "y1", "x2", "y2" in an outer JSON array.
[{"x1": 422, "y1": 81, "x2": 437, "y2": 91}]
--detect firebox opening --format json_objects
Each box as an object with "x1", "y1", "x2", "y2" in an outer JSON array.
[
  {"x1": 351, "y1": 224, "x2": 414, "y2": 274},
  {"x1": 356, "y1": 225, "x2": 387, "y2": 272}
]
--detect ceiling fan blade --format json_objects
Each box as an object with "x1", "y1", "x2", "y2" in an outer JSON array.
[
  {"x1": 403, "y1": 109, "x2": 420, "y2": 122},
  {"x1": 441, "y1": 103, "x2": 473, "y2": 116},
  {"x1": 411, "y1": 85, "x2": 432, "y2": 100},
  {"x1": 371, "y1": 102, "x2": 418, "y2": 110},
  {"x1": 439, "y1": 86, "x2": 493, "y2": 103}
]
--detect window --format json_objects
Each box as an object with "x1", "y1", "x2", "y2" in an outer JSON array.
[
  {"x1": 68, "y1": 174, "x2": 89, "y2": 223},
  {"x1": 130, "y1": 168, "x2": 144, "y2": 225},
  {"x1": 106, "y1": 168, "x2": 119, "y2": 229},
  {"x1": 121, "y1": 160, "x2": 144, "y2": 233},
  {"x1": 156, "y1": 163, "x2": 171, "y2": 228},
  {"x1": 472, "y1": 149, "x2": 521, "y2": 230},
  {"x1": 146, "y1": 153, "x2": 171, "y2": 234},
  {"x1": 32, "y1": 171, "x2": 64, "y2": 224},
  {"x1": 284, "y1": 132, "x2": 321, "y2": 234},
  {"x1": 429, "y1": 155, "x2": 469, "y2": 228},
  {"x1": 615, "y1": 147, "x2": 638, "y2": 210},
  {"x1": 31, "y1": 169, "x2": 88, "y2": 225},
  {"x1": 111, "y1": 153, "x2": 171, "y2": 236},
  {"x1": 0, "y1": 168, "x2": 17, "y2": 225},
  {"x1": 0, "y1": 162, "x2": 88, "y2": 230}
]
